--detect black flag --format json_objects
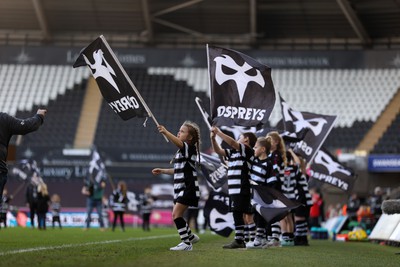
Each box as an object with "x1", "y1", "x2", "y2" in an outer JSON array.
[
  {"x1": 199, "y1": 153, "x2": 228, "y2": 191},
  {"x1": 252, "y1": 185, "x2": 302, "y2": 224},
  {"x1": 208, "y1": 45, "x2": 275, "y2": 128},
  {"x1": 73, "y1": 35, "x2": 148, "y2": 120},
  {"x1": 279, "y1": 94, "x2": 337, "y2": 163},
  {"x1": 203, "y1": 191, "x2": 234, "y2": 237},
  {"x1": 11, "y1": 159, "x2": 39, "y2": 181},
  {"x1": 87, "y1": 149, "x2": 107, "y2": 187},
  {"x1": 309, "y1": 148, "x2": 356, "y2": 192}
]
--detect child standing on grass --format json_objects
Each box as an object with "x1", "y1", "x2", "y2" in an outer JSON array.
[
  {"x1": 0, "y1": 188, "x2": 12, "y2": 229},
  {"x1": 247, "y1": 136, "x2": 280, "y2": 249},
  {"x1": 152, "y1": 121, "x2": 201, "y2": 251},
  {"x1": 50, "y1": 194, "x2": 62, "y2": 229},
  {"x1": 110, "y1": 181, "x2": 129, "y2": 232},
  {"x1": 210, "y1": 126, "x2": 257, "y2": 249},
  {"x1": 37, "y1": 182, "x2": 50, "y2": 230},
  {"x1": 264, "y1": 131, "x2": 287, "y2": 248}
]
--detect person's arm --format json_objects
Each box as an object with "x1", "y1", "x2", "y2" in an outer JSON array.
[
  {"x1": 210, "y1": 128, "x2": 226, "y2": 157},
  {"x1": 212, "y1": 127, "x2": 240, "y2": 150},
  {"x1": 7, "y1": 109, "x2": 47, "y2": 135},
  {"x1": 288, "y1": 149, "x2": 301, "y2": 165},
  {"x1": 152, "y1": 168, "x2": 174, "y2": 175},
  {"x1": 81, "y1": 186, "x2": 90, "y2": 196},
  {"x1": 156, "y1": 125, "x2": 183, "y2": 149}
]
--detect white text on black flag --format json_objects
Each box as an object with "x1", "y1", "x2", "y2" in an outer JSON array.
[
  {"x1": 73, "y1": 35, "x2": 148, "y2": 121},
  {"x1": 310, "y1": 148, "x2": 356, "y2": 192},
  {"x1": 208, "y1": 46, "x2": 275, "y2": 128}
]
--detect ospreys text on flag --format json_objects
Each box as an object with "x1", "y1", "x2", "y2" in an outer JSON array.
[{"x1": 207, "y1": 45, "x2": 275, "y2": 128}]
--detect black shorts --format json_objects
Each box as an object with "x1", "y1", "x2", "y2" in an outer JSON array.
[
  {"x1": 175, "y1": 197, "x2": 199, "y2": 208},
  {"x1": 229, "y1": 194, "x2": 252, "y2": 214},
  {"x1": 294, "y1": 205, "x2": 310, "y2": 218}
]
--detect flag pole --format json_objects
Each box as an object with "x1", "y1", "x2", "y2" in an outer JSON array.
[
  {"x1": 195, "y1": 97, "x2": 211, "y2": 130},
  {"x1": 100, "y1": 35, "x2": 169, "y2": 143},
  {"x1": 11, "y1": 181, "x2": 27, "y2": 199},
  {"x1": 206, "y1": 44, "x2": 212, "y2": 112},
  {"x1": 107, "y1": 174, "x2": 116, "y2": 191}
]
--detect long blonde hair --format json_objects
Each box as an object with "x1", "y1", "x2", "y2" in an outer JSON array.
[
  {"x1": 118, "y1": 181, "x2": 127, "y2": 197},
  {"x1": 183, "y1": 121, "x2": 201, "y2": 163},
  {"x1": 38, "y1": 182, "x2": 49, "y2": 196},
  {"x1": 267, "y1": 131, "x2": 287, "y2": 166}
]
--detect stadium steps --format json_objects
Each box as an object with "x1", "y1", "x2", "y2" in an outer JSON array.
[
  {"x1": 73, "y1": 77, "x2": 102, "y2": 148},
  {"x1": 355, "y1": 87, "x2": 400, "y2": 155}
]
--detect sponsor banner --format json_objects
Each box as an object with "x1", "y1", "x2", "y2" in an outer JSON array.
[
  {"x1": 369, "y1": 213, "x2": 400, "y2": 241},
  {"x1": 323, "y1": 215, "x2": 348, "y2": 234},
  {"x1": 15, "y1": 208, "x2": 173, "y2": 228},
  {"x1": 368, "y1": 154, "x2": 400, "y2": 172},
  {"x1": 1, "y1": 45, "x2": 400, "y2": 69}
]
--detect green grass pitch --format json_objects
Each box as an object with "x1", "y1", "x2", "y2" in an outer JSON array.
[{"x1": 0, "y1": 227, "x2": 398, "y2": 267}]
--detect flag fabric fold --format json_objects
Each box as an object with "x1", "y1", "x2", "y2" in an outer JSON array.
[
  {"x1": 309, "y1": 147, "x2": 356, "y2": 192},
  {"x1": 11, "y1": 159, "x2": 39, "y2": 181},
  {"x1": 87, "y1": 149, "x2": 107, "y2": 187},
  {"x1": 73, "y1": 35, "x2": 148, "y2": 121},
  {"x1": 199, "y1": 152, "x2": 228, "y2": 191},
  {"x1": 203, "y1": 191, "x2": 234, "y2": 237},
  {"x1": 208, "y1": 45, "x2": 276, "y2": 128},
  {"x1": 251, "y1": 185, "x2": 302, "y2": 224},
  {"x1": 279, "y1": 94, "x2": 337, "y2": 163}
]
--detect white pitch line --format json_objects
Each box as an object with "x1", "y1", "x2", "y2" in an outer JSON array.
[{"x1": 0, "y1": 234, "x2": 177, "y2": 256}]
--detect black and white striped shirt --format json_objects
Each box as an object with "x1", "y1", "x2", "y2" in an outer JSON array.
[
  {"x1": 173, "y1": 142, "x2": 200, "y2": 200},
  {"x1": 110, "y1": 189, "x2": 128, "y2": 212},
  {"x1": 249, "y1": 157, "x2": 279, "y2": 188},
  {"x1": 51, "y1": 202, "x2": 61, "y2": 217},
  {"x1": 295, "y1": 173, "x2": 313, "y2": 207},
  {"x1": 225, "y1": 143, "x2": 253, "y2": 196},
  {"x1": 268, "y1": 151, "x2": 285, "y2": 184},
  {"x1": 281, "y1": 164, "x2": 299, "y2": 200}
]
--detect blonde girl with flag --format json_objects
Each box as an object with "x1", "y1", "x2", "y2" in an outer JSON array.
[{"x1": 152, "y1": 121, "x2": 201, "y2": 251}]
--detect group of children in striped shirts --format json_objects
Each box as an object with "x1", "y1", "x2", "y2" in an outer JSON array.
[{"x1": 152, "y1": 121, "x2": 312, "y2": 251}]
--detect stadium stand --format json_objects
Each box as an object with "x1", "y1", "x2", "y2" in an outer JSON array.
[
  {"x1": 148, "y1": 67, "x2": 400, "y2": 152},
  {"x1": 93, "y1": 67, "x2": 211, "y2": 159},
  {"x1": 372, "y1": 113, "x2": 400, "y2": 154},
  {"x1": 5, "y1": 65, "x2": 399, "y2": 156},
  {"x1": 2, "y1": 63, "x2": 400, "y2": 207},
  {"x1": 9, "y1": 65, "x2": 90, "y2": 152}
]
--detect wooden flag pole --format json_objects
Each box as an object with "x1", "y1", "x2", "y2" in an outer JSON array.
[{"x1": 100, "y1": 35, "x2": 169, "y2": 143}]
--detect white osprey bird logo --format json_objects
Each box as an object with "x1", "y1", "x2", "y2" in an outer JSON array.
[
  {"x1": 314, "y1": 150, "x2": 351, "y2": 176},
  {"x1": 214, "y1": 54, "x2": 265, "y2": 103},
  {"x1": 281, "y1": 101, "x2": 327, "y2": 136},
  {"x1": 84, "y1": 49, "x2": 120, "y2": 94}
]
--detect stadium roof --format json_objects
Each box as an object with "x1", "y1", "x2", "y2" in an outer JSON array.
[{"x1": 0, "y1": 0, "x2": 399, "y2": 49}]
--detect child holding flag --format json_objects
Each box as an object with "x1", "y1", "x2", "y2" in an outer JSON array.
[
  {"x1": 152, "y1": 121, "x2": 201, "y2": 251},
  {"x1": 210, "y1": 126, "x2": 257, "y2": 249},
  {"x1": 264, "y1": 131, "x2": 287, "y2": 248},
  {"x1": 247, "y1": 136, "x2": 280, "y2": 248}
]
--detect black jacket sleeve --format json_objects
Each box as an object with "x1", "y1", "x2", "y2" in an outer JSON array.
[
  {"x1": 0, "y1": 112, "x2": 44, "y2": 173},
  {"x1": 5, "y1": 113, "x2": 44, "y2": 135}
]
